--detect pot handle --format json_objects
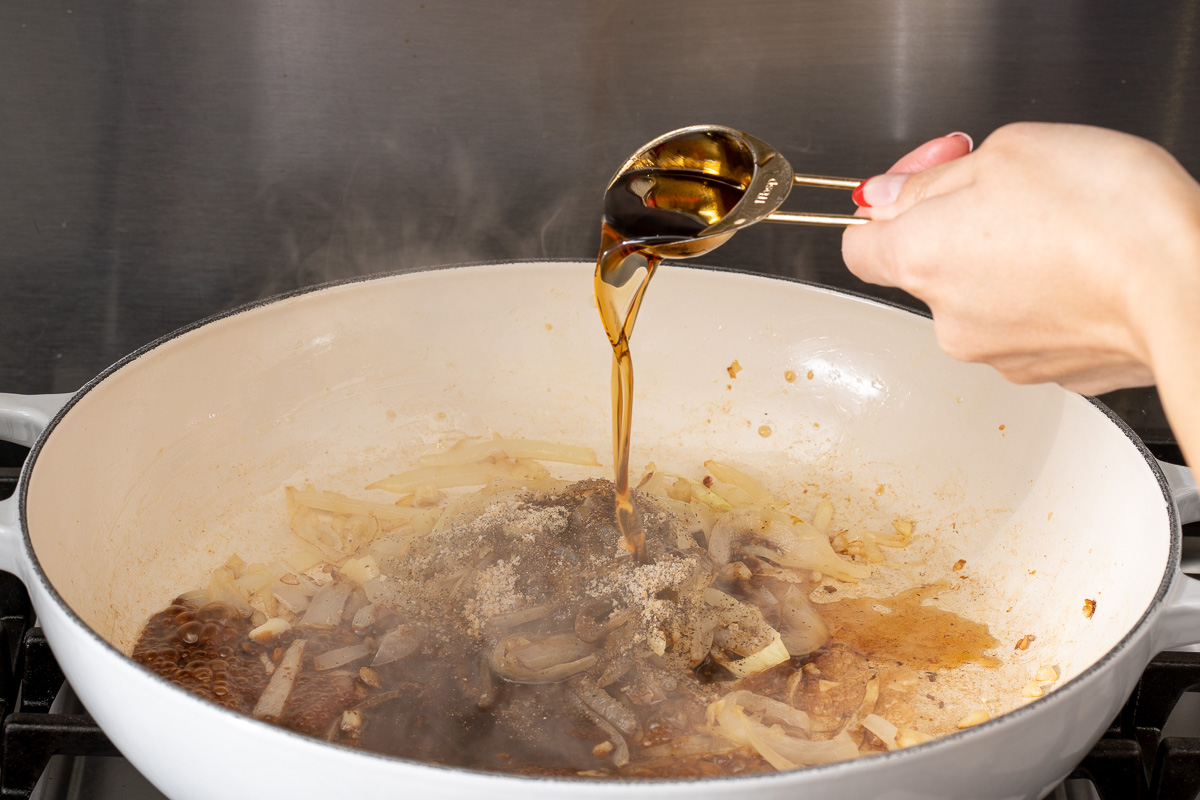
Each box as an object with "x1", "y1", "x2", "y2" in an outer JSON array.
[
  {"x1": 1159, "y1": 459, "x2": 1200, "y2": 526},
  {"x1": 1152, "y1": 460, "x2": 1200, "y2": 651},
  {"x1": 0, "y1": 393, "x2": 74, "y2": 448},
  {"x1": 0, "y1": 393, "x2": 74, "y2": 576}
]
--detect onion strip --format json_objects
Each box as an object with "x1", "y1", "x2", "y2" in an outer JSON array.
[
  {"x1": 367, "y1": 460, "x2": 551, "y2": 494},
  {"x1": 419, "y1": 437, "x2": 599, "y2": 468},
  {"x1": 299, "y1": 581, "x2": 352, "y2": 629},
  {"x1": 313, "y1": 643, "x2": 372, "y2": 671},
  {"x1": 286, "y1": 487, "x2": 419, "y2": 523},
  {"x1": 253, "y1": 639, "x2": 306, "y2": 720}
]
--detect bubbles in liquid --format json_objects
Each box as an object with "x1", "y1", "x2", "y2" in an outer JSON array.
[{"x1": 133, "y1": 600, "x2": 270, "y2": 714}]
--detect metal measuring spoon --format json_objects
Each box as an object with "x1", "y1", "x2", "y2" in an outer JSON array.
[{"x1": 603, "y1": 124, "x2": 866, "y2": 260}]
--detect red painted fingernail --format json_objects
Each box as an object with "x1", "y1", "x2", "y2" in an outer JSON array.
[{"x1": 852, "y1": 181, "x2": 870, "y2": 208}]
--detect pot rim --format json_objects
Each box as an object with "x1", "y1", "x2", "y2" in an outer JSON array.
[{"x1": 15, "y1": 259, "x2": 1182, "y2": 787}]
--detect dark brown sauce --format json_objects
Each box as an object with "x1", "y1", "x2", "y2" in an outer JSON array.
[
  {"x1": 595, "y1": 168, "x2": 746, "y2": 561},
  {"x1": 134, "y1": 570, "x2": 1001, "y2": 775}
]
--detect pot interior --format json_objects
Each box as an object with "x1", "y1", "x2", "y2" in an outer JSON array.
[{"x1": 23, "y1": 261, "x2": 1172, "y2": 724}]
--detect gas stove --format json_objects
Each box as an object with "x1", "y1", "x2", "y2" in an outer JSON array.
[{"x1": 0, "y1": 441, "x2": 1195, "y2": 800}]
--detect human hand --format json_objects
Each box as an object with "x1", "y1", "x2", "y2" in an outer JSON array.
[{"x1": 841, "y1": 122, "x2": 1200, "y2": 397}]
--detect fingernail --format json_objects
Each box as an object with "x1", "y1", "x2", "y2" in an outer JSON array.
[
  {"x1": 858, "y1": 173, "x2": 908, "y2": 208},
  {"x1": 946, "y1": 131, "x2": 974, "y2": 151},
  {"x1": 851, "y1": 181, "x2": 870, "y2": 207}
]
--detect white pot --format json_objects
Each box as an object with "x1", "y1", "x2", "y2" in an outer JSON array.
[{"x1": 1, "y1": 261, "x2": 1197, "y2": 799}]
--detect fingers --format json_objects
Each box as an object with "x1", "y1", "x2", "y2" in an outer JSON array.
[
  {"x1": 841, "y1": 190, "x2": 962, "y2": 289},
  {"x1": 841, "y1": 208, "x2": 908, "y2": 288},
  {"x1": 857, "y1": 149, "x2": 979, "y2": 224},
  {"x1": 842, "y1": 131, "x2": 977, "y2": 288},
  {"x1": 850, "y1": 132, "x2": 974, "y2": 210},
  {"x1": 885, "y1": 132, "x2": 974, "y2": 174}
]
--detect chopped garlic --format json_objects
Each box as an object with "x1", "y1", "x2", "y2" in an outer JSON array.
[
  {"x1": 340, "y1": 709, "x2": 363, "y2": 733},
  {"x1": 647, "y1": 628, "x2": 667, "y2": 656},
  {"x1": 248, "y1": 617, "x2": 292, "y2": 643},
  {"x1": 358, "y1": 666, "x2": 382, "y2": 689},
  {"x1": 1036, "y1": 664, "x2": 1060, "y2": 682},
  {"x1": 956, "y1": 709, "x2": 990, "y2": 729},
  {"x1": 340, "y1": 553, "x2": 381, "y2": 586},
  {"x1": 896, "y1": 728, "x2": 935, "y2": 748},
  {"x1": 1021, "y1": 681, "x2": 1043, "y2": 698}
]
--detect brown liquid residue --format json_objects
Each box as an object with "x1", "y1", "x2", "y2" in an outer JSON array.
[{"x1": 819, "y1": 584, "x2": 1001, "y2": 670}]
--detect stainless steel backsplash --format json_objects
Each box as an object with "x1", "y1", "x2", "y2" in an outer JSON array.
[{"x1": 0, "y1": 1, "x2": 1195, "y2": 440}]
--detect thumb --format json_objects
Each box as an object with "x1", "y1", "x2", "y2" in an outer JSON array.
[{"x1": 854, "y1": 154, "x2": 977, "y2": 222}]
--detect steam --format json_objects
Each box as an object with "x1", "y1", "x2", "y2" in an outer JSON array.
[{"x1": 253, "y1": 135, "x2": 597, "y2": 297}]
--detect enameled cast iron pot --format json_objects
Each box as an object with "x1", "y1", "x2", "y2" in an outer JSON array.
[{"x1": 0, "y1": 261, "x2": 1197, "y2": 800}]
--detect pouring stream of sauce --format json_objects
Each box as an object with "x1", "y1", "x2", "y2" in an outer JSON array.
[{"x1": 595, "y1": 168, "x2": 746, "y2": 561}]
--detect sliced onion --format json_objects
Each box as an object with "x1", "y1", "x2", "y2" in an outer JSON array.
[
  {"x1": 722, "y1": 690, "x2": 811, "y2": 731},
  {"x1": 486, "y1": 604, "x2": 554, "y2": 631},
  {"x1": 706, "y1": 508, "x2": 763, "y2": 564},
  {"x1": 570, "y1": 676, "x2": 637, "y2": 736},
  {"x1": 299, "y1": 581, "x2": 353, "y2": 629},
  {"x1": 568, "y1": 692, "x2": 629, "y2": 768},
  {"x1": 812, "y1": 499, "x2": 834, "y2": 535},
  {"x1": 174, "y1": 588, "x2": 209, "y2": 607},
  {"x1": 476, "y1": 651, "x2": 499, "y2": 710},
  {"x1": 418, "y1": 437, "x2": 599, "y2": 468},
  {"x1": 368, "y1": 462, "x2": 529, "y2": 494},
  {"x1": 514, "y1": 634, "x2": 591, "y2": 670},
  {"x1": 703, "y1": 461, "x2": 776, "y2": 505},
  {"x1": 207, "y1": 568, "x2": 253, "y2": 617},
  {"x1": 861, "y1": 713, "x2": 899, "y2": 751},
  {"x1": 286, "y1": 486, "x2": 420, "y2": 523},
  {"x1": 574, "y1": 600, "x2": 633, "y2": 644},
  {"x1": 272, "y1": 584, "x2": 310, "y2": 615},
  {"x1": 706, "y1": 506, "x2": 871, "y2": 582},
  {"x1": 314, "y1": 643, "x2": 372, "y2": 671},
  {"x1": 372, "y1": 624, "x2": 426, "y2": 666},
  {"x1": 779, "y1": 586, "x2": 830, "y2": 657},
  {"x1": 289, "y1": 507, "x2": 350, "y2": 562},
  {"x1": 351, "y1": 603, "x2": 380, "y2": 631},
  {"x1": 759, "y1": 512, "x2": 872, "y2": 581},
  {"x1": 489, "y1": 632, "x2": 596, "y2": 683},
  {"x1": 718, "y1": 633, "x2": 790, "y2": 678},
  {"x1": 361, "y1": 577, "x2": 389, "y2": 604},
  {"x1": 641, "y1": 735, "x2": 737, "y2": 759},
  {"x1": 253, "y1": 639, "x2": 306, "y2": 720},
  {"x1": 291, "y1": 572, "x2": 323, "y2": 597},
  {"x1": 707, "y1": 691, "x2": 858, "y2": 771},
  {"x1": 705, "y1": 588, "x2": 781, "y2": 663}
]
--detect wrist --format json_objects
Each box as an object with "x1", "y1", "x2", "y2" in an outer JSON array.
[
  {"x1": 1135, "y1": 196, "x2": 1200, "y2": 465},
  {"x1": 1123, "y1": 175, "x2": 1200, "y2": 367}
]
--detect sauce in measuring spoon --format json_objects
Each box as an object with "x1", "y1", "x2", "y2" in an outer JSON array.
[{"x1": 595, "y1": 167, "x2": 745, "y2": 561}]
